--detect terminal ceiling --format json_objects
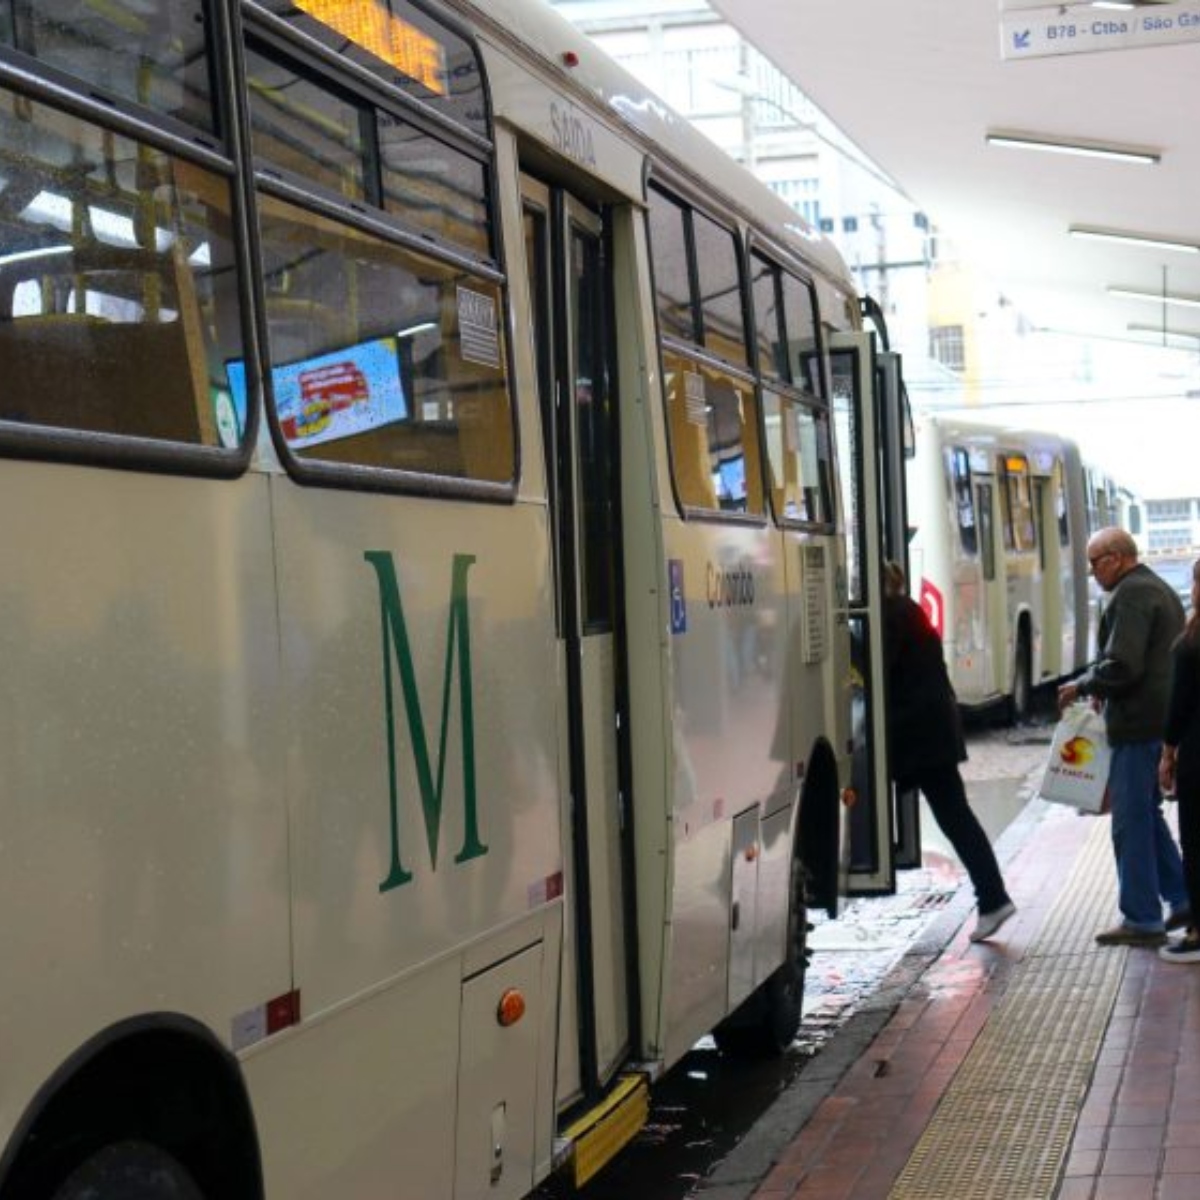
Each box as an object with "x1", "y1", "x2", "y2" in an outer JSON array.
[{"x1": 709, "y1": 0, "x2": 1200, "y2": 352}]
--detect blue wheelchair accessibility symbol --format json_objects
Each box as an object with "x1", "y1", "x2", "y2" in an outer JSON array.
[{"x1": 669, "y1": 559, "x2": 687, "y2": 634}]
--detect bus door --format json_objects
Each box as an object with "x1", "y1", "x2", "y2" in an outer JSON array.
[
  {"x1": 875, "y1": 348, "x2": 921, "y2": 871},
  {"x1": 521, "y1": 176, "x2": 633, "y2": 1100},
  {"x1": 975, "y1": 475, "x2": 1004, "y2": 695},
  {"x1": 830, "y1": 331, "x2": 917, "y2": 894}
]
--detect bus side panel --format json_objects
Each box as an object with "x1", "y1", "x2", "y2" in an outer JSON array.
[
  {"x1": 269, "y1": 483, "x2": 561, "y2": 1008},
  {"x1": 0, "y1": 464, "x2": 290, "y2": 1138},
  {"x1": 660, "y1": 522, "x2": 789, "y2": 1065},
  {"x1": 243, "y1": 953, "x2": 460, "y2": 1197},
  {"x1": 783, "y1": 530, "x2": 847, "y2": 900},
  {"x1": 252, "y1": 483, "x2": 563, "y2": 1194}
]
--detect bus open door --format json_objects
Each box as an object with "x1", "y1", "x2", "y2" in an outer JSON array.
[{"x1": 830, "y1": 306, "x2": 919, "y2": 897}]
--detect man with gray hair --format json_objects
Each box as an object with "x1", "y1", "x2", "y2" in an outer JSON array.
[{"x1": 1059, "y1": 527, "x2": 1189, "y2": 945}]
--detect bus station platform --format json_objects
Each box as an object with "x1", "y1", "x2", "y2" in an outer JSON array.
[{"x1": 714, "y1": 798, "x2": 1200, "y2": 1200}]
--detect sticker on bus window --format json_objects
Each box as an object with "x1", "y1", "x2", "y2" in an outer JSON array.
[
  {"x1": 457, "y1": 285, "x2": 500, "y2": 368},
  {"x1": 684, "y1": 371, "x2": 707, "y2": 426}
]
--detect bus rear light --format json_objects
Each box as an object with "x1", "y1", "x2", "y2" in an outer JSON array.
[
  {"x1": 497, "y1": 988, "x2": 526, "y2": 1027},
  {"x1": 267, "y1": 990, "x2": 301, "y2": 1034},
  {"x1": 234, "y1": 989, "x2": 301, "y2": 1050},
  {"x1": 919, "y1": 577, "x2": 945, "y2": 639}
]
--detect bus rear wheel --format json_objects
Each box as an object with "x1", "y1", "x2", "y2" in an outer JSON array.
[
  {"x1": 713, "y1": 859, "x2": 810, "y2": 1058},
  {"x1": 1009, "y1": 627, "x2": 1032, "y2": 724},
  {"x1": 51, "y1": 1141, "x2": 205, "y2": 1200}
]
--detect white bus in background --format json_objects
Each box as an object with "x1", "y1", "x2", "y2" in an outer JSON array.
[
  {"x1": 0, "y1": 2, "x2": 912, "y2": 1198},
  {"x1": 906, "y1": 416, "x2": 1099, "y2": 720}
]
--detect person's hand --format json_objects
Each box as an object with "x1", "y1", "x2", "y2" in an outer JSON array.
[
  {"x1": 1160, "y1": 747, "x2": 1178, "y2": 795},
  {"x1": 1057, "y1": 682, "x2": 1079, "y2": 712}
]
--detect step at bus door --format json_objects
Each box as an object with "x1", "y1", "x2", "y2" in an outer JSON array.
[
  {"x1": 829, "y1": 331, "x2": 918, "y2": 894},
  {"x1": 520, "y1": 176, "x2": 633, "y2": 1101}
]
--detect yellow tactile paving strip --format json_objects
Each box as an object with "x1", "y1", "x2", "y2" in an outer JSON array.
[{"x1": 888, "y1": 818, "x2": 1123, "y2": 1200}]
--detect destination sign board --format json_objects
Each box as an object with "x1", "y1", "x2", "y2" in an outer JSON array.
[{"x1": 1000, "y1": 1, "x2": 1200, "y2": 58}]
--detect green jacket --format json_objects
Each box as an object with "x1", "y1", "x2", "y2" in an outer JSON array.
[{"x1": 1076, "y1": 563, "x2": 1186, "y2": 744}]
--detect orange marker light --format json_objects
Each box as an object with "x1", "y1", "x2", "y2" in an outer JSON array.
[{"x1": 497, "y1": 988, "x2": 526, "y2": 1027}]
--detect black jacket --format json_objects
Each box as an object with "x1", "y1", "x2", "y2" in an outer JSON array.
[
  {"x1": 1166, "y1": 632, "x2": 1200, "y2": 799},
  {"x1": 884, "y1": 593, "x2": 966, "y2": 785}
]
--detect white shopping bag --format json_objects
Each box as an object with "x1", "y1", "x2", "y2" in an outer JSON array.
[{"x1": 1039, "y1": 701, "x2": 1111, "y2": 813}]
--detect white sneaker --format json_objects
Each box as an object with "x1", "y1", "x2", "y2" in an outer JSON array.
[
  {"x1": 1159, "y1": 935, "x2": 1200, "y2": 964},
  {"x1": 970, "y1": 901, "x2": 1016, "y2": 943}
]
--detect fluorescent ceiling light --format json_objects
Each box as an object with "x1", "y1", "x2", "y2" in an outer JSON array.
[
  {"x1": 0, "y1": 244, "x2": 72, "y2": 268},
  {"x1": 1128, "y1": 322, "x2": 1200, "y2": 341},
  {"x1": 986, "y1": 132, "x2": 1159, "y2": 165},
  {"x1": 1108, "y1": 286, "x2": 1200, "y2": 310},
  {"x1": 1070, "y1": 225, "x2": 1200, "y2": 254},
  {"x1": 396, "y1": 321, "x2": 437, "y2": 338}
]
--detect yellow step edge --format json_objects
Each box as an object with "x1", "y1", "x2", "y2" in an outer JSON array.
[{"x1": 561, "y1": 1073, "x2": 651, "y2": 1188}]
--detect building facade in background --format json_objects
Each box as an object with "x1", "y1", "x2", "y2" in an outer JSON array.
[
  {"x1": 551, "y1": 0, "x2": 1200, "y2": 529},
  {"x1": 550, "y1": 0, "x2": 934, "y2": 362}
]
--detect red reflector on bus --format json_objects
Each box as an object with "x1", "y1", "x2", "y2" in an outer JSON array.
[
  {"x1": 266, "y1": 990, "x2": 300, "y2": 1034},
  {"x1": 919, "y1": 578, "x2": 944, "y2": 639},
  {"x1": 497, "y1": 988, "x2": 526, "y2": 1027}
]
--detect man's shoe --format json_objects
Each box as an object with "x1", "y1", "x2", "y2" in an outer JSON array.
[
  {"x1": 1167, "y1": 907, "x2": 1193, "y2": 932},
  {"x1": 970, "y1": 901, "x2": 1016, "y2": 943},
  {"x1": 1095, "y1": 924, "x2": 1167, "y2": 947},
  {"x1": 1159, "y1": 935, "x2": 1200, "y2": 964}
]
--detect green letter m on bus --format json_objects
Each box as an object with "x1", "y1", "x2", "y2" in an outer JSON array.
[{"x1": 365, "y1": 551, "x2": 488, "y2": 892}]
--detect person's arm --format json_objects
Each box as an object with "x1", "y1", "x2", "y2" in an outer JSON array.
[
  {"x1": 1159, "y1": 640, "x2": 1199, "y2": 794},
  {"x1": 1076, "y1": 600, "x2": 1151, "y2": 701}
]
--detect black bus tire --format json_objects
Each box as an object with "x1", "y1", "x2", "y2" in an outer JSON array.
[
  {"x1": 51, "y1": 1141, "x2": 204, "y2": 1200},
  {"x1": 713, "y1": 858, "x2": 809, "y2": 1058}
]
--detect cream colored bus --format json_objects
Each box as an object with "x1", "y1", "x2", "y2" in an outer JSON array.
[
  {"x1": 906, "y1": 415, "x2": 1097, "y2": 721},
  {"x1": 0, "y1": 2, "x2": 906, "y2": 1197}
]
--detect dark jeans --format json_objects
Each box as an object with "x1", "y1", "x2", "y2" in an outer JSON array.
[
  {"x1": 905, "y1": 761, "x2": 1011, "y2": 914},
  {"x1": 1108, "y1": 741, "x2": 1187, "y2": 931}
]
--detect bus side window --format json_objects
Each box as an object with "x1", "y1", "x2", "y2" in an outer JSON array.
[
  {"x1": 243, "y1": 42, "x2": 514, "y2": 488},
  {"x1": 650, "y1": 182, "x2": 762, "y2": 518},
  {"x1": 647, "y1": 188, "x2": 694, "y2": 343},
  {"x1": 0, "y1": 93, "x2": 246, "y2": 452},
  {"x1": 762, "y1": 389, "x2": 832, "y2": 525},
  {"x1": 662, "y1": 351, "x2": 763, "y2": 514},
  {"x1": 255, "y1": 195, "x2": 513, "y2": 484},
  {"x1": 752, "y1": 252, "x2": 831, "y2": 527},
  {"x1": 1055, "y1": 459, "x2": 1070, "y2": 546},
  {"x1": 978, "y1": 482, "x2": 996, "y2": 581},
  {"x1": 1, "y1": 0, "x2": 215, "y2": 133},
  {"x1": 691, "y1": 208, "x2": 748, "y2": 369},
  {"x1": 950, "y1": 447, "x2": 977, "y2": 554},
  {"x1": 1000, "y1": 454, "x2": 1036, "y2": 552}
]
